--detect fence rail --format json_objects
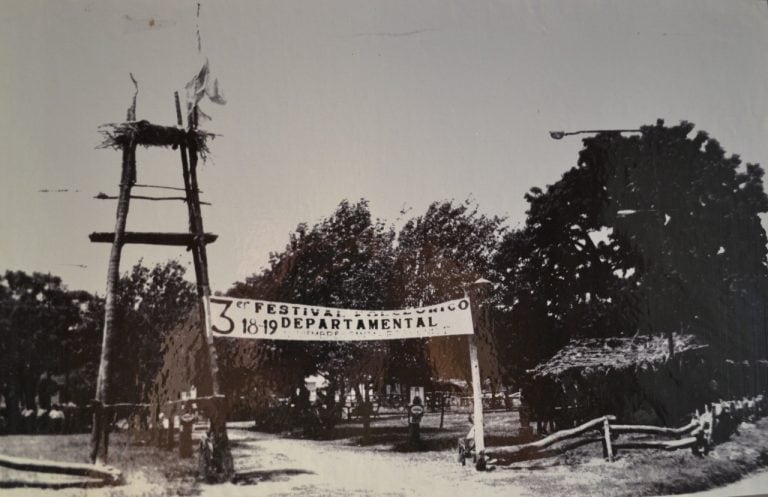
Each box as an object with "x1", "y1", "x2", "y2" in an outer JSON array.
[
  {"x1": 0, "y1": 453, "x2": 123, "y2": 488},
  {"x1": 488, "y1": 394, "x2": 766, "y2": 464}
]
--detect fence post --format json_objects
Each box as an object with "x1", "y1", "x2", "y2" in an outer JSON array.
[
  {"x1": 88, "y1": 401, "x2": 105, "y2": 464},
  {"x1": 601, "y1": 417, "x2": 614, "y2": 462},
  {"x1": 691, "y1": 411, "x2": 703, "y2": 456}
]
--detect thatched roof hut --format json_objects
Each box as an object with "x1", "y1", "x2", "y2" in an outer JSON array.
[
  {"x1": 524, "y1": 334, "x2": 712, "y2": 427},
  {"x1": 528, "y1": 333, "x2": 708, "y2": 379}
]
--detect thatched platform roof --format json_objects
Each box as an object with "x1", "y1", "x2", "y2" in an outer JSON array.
[
  {"x1": 529, "y1": 333, "x2": 708, "y2": 379},
  {"x1": 98, "y1": 120, "x2": 214, "y2": 155}
]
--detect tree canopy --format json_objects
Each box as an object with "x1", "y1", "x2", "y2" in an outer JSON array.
[
  {"x1": 110, "y1": 260, "x2": 198, "y2": 403},
  {"x1": 0, "y1": 271, "x2": 101, "y2": 430},
  {"x1": 225, "y1": 200, "x2": 396, "y2": 404},
  {"x1": 224, "y1": 198, "x2": 507, "y2": 399},
  {"x1": 494, "y1": 120, "x2": 768, "y2": 375}
]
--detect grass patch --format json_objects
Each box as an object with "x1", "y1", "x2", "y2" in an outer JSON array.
[
  {"x1": 494, "y1": 418, "x2": 768, "y2": 497},
  {"x1": 0, "y1": 431, "x2": 200, "y2": 496},
  {"x1": 320, "y1": 411, "x2": 768, "y2": 496}
]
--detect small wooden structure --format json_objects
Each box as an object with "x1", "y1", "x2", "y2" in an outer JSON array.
[{"x1": 524, "y1": 334, "x2": 710, "y2": 430}]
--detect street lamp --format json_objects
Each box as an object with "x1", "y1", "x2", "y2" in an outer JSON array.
[{"x1": 549, "y1": 129, "x2": 641, "y2": 140}]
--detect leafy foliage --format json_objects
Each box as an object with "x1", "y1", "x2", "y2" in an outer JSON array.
[
  {"x1": 110, "y1": 260, "x2": 197, "y2": 403},
  {"x1": 390, "y1": 200, "x2": 506, "y2": 384},
  {"x1": 225, "y1": 198, "x2": 508, "y2": 400},
  {"x1": 494, "y1": 120, "x2": 768, "y2": 376},
  {"x1": 226, "y1": 200, "x2": 396, "y2": 405},
  {"x1": 0, "y1": 271, "x2": 101, "y2": 429}
]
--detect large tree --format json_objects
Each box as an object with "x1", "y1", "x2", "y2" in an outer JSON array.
[
  {"x1": 495, "y1": 120, "x2": 768, "y2": 375},
  {"x1": 225, "y1": 198, "x2": 509, "y2": 425},
  {"x1": 598, "y1": 121, "x2": 768, "y2": 361},
  {"x1": 226, "y1": 199, "x2": 396, "y2": 414},
  {"x1": 0, "y1": 271, "x2": 100, "y2": 430},
  {"x1": 391, "y1": 200, "x2": 507, "y2": 386},
  {"x1": 110, "y1": 260, "x2": 197, "y2": 403}
]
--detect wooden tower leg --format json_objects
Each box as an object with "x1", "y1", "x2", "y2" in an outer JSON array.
[
  {"x1": 91, "y1": 141, "x2": 136, "y2": 464},
  {"x1": 176, "y1": 93, "x2": 234, "y2": 481}
]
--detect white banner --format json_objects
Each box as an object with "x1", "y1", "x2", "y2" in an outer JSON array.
[{"x1": 207, "y1": 296, "x2": 474, "y2": 341}]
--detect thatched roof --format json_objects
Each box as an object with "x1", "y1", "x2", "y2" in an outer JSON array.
[
  {"x1": 432, "y1": 378, "x2": 468, "y2": 391},
  {"x1": 98, "y1": 120, "x2": 214, "y2": 155},
  {"x1": 529, "y1": 333, "x2": 708, "y2": 379}
]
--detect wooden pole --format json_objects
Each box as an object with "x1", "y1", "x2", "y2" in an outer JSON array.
[
  {"x1": 611, "y1": 420, "x2": 698, "y2": 436},
  {"x1": 89, "y1": 232, "x2": 218, "y2": 246},
  {"x1": 492, "y1": 415, "x2": 616, "y2": 455},
  {"x1": 468, "y1": 334, "x2": 485, "y2": 456},
  {"x1": 90, "y1": 140, "x2": 136, "y2": 464},
  {"x1": 602, "y1": 418, "x2": 614, "y2": 461},
  {"x1": 175, "y1": 93, "x2": 233, "y2": 481},
  {"x1": 466, "y1": 283, "x2": 493, "y2": 469},
  {"x1": 0, "y1": 453, "x2": 123, "y2": 486},
  {"x1": 93, "y1": 193, "x2": 211, "y2": 204},
  {"x1": 613, "y1": 437, "x2": 698, "y2": 451},
  {"x1": 439, "y1": 393, "x2": 445, "y2": 430}
]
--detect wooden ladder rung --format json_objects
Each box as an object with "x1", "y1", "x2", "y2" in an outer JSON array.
[{"x1": 89, "y1": 232, "x2": 217, "y2": 246}]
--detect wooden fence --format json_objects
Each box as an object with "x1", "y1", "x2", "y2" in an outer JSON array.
[
  {"x1": 488, "y1": 394, "x2": 766, "y2": 464},
  {"x1": 0, "y1": 395, "x2": 223, "y2": 488}
]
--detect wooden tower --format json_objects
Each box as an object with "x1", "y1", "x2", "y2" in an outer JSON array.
[{"x1": 89, "y1": 94, "x2": 233, "y2": 481}]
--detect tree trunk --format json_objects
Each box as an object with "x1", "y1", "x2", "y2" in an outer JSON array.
[
  {"x1": 5, "y1": 382, "x2": 20, "y2": 433},
  {"x1": 353, "y1": 383, "x2": 371, "y2": 436},
  {"x1": 152, "y1": 404, "x2": 161, "y2": 446},
  {"x1": 439, "y1": 393, "x2": 445, "y2": 429},
  {"x1": 63, "y1": 369, "x2": 70, "y2": 405},
  {"x1": 337, "y1": 379, "x2": 347, "y2": 421}
]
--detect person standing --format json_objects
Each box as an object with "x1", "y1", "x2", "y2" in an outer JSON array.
[{"x1": 49, "y1": 404, "x2": 65, "y2": 434}]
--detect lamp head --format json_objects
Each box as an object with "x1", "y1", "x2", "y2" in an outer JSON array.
[
  {"x1": 461, "y1": 278, "x2": 494, "y2": 297},
  {"x1": 549, "y1": 131, "x2": 565, "y2": 140}
]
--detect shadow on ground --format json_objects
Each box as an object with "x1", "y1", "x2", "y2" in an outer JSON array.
[
  {"x1": 391, "y1": 434, "x2": 533, "y2": 453},
  {"x1": 0, "y1": 479, "x2": 106, "y2": 490},
  {"x1": 232, "y1": 468, "x2": 314, "y2": 485}
]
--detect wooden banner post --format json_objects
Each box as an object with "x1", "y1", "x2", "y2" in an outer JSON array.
[
  {"x1": 468, "y1": 334, "x2": 486, "y2": 459},
  {"x1": 466, "y1": 278, "x2": 493, "y2": 470}
]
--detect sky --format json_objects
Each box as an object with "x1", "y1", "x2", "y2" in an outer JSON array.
[{"x1": 1, "y1": 0, "x2": 768, "y2": 295}]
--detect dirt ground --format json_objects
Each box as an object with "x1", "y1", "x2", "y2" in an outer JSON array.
[
  {"x1": 218, "y1": 425, "x2": 530, "y2": 497},
  {"x1": 2, "y1": 411, "x2": 768, "y2": 497}
]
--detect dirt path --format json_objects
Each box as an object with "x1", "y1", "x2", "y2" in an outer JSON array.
[{"x1": 201, "y1": 426, "x2": 532, "y2": 497}]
